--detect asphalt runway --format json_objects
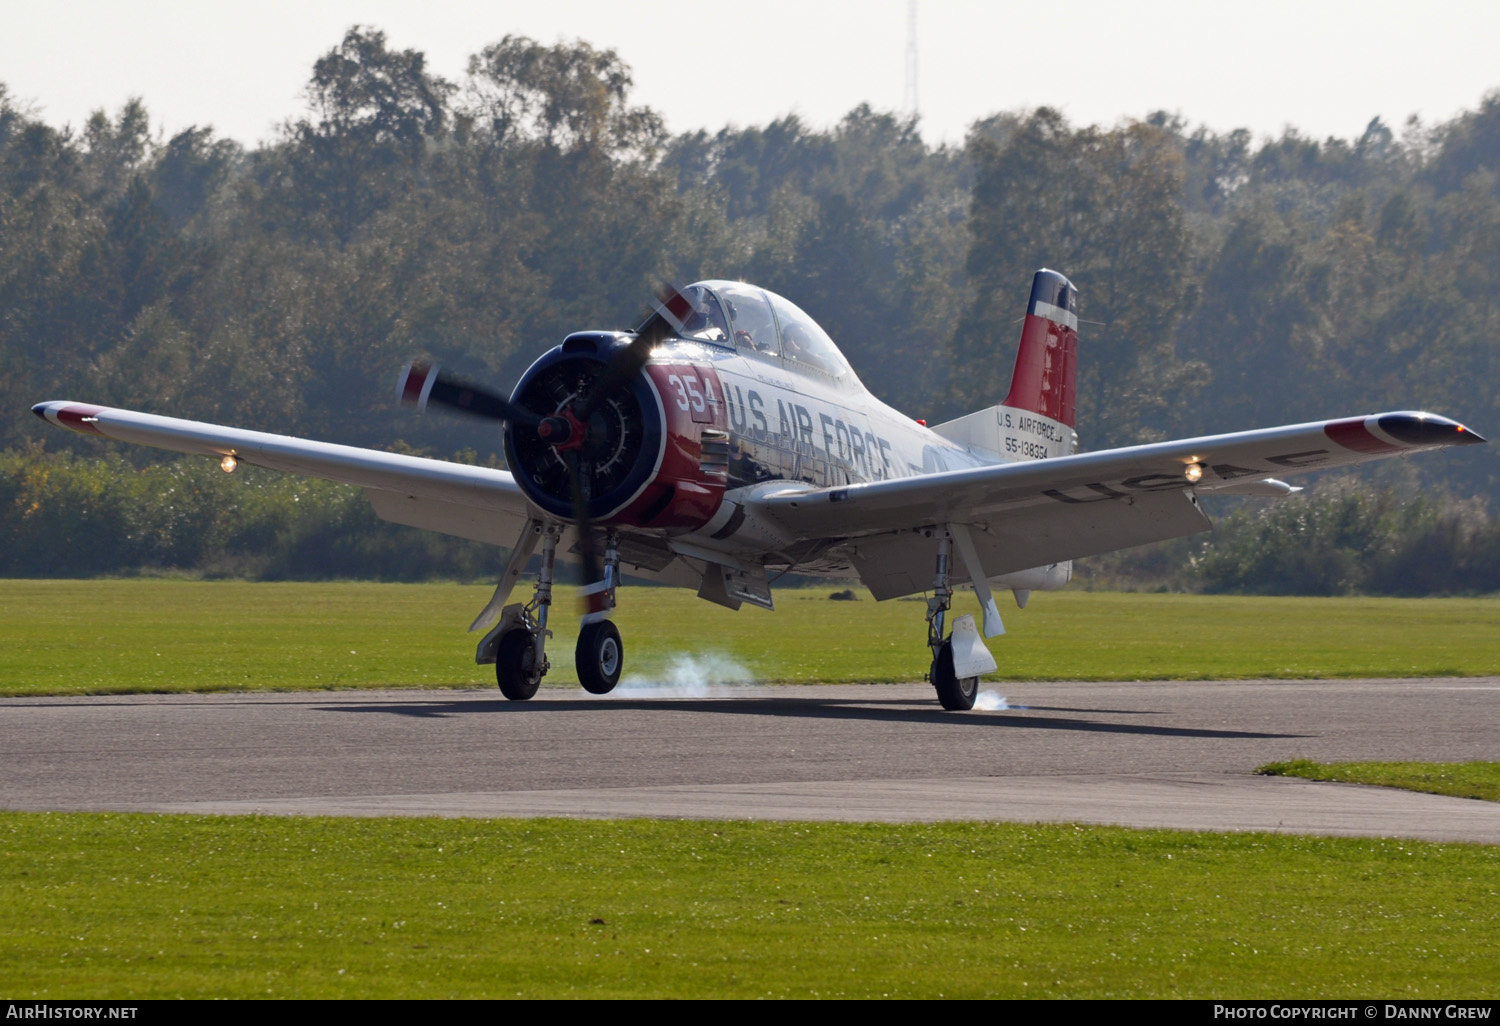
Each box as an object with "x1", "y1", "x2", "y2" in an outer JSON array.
[{"x1": 4, "y1": 678, "x2": 1499, "y2": 842}]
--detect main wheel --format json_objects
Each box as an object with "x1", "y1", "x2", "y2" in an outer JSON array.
[
  {"x1": 495, "y1": 627, "x2": 542, "y2": 701},
  {"x1": 575, "y1": 620, "x2": 623, "y2": 695},
  {"x1": 931, "y1": 640, "x2": 978, "y2": 711}
]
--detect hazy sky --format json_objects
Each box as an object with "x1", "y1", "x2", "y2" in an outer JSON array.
[{"x1": 4, "y1": 0, "x2": 1498, "y2": 149}]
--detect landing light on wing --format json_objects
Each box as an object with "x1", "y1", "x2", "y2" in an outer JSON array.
[
  {"x1": 1184, "y1": 461, "x2": 1204, "y2": 483},
  {"x1": 220, "y1": 454, "x2": 237, "y2": 473}
]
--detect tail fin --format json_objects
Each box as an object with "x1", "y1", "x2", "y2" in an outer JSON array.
[
  {"x1": 1003, "y1": 269, "x2": 1078, "y2": 430},
  {"x1": 929, "y1": 268, "x2": 1079, "y2": 461}
]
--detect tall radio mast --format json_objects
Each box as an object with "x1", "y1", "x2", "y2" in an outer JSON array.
[{"x1": 903, "y1": 0, "x2": 919, "y2": 118}]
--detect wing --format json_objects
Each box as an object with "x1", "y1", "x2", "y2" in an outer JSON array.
[
  {"x1": 32, "y1": 401, "x2": 533, "y2": 546},
  {"x1": 746, "y1": 411, "x2": 1483, "y2": 598}
]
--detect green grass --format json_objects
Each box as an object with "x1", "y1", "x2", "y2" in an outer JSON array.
[
  {"x1": 1, "y1": 812, "x2": 1496, "y2": 999},
  {"x1": 7, "y1": 589, "x2": 1498, "y2": 999},
  {"x1": 4, "y1": 580, "x2": 1500, "y2": 695},
  {"x1": 1259, "y1": 761, "x2": 1500, "y2": 803}
]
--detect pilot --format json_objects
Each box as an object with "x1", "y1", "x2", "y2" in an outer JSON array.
[
  {"x1": 705, "y1": 302, "x2": 729, "y2": 342},
  {"x1": 782, "y1": 322, "x2": 819, "y2": 366},
  {"x1": 724, "y1": 299, "x2": 774, "y2": 354},
  {"x1": 679, "y1": 293, "x2": 729, "y2": 343}
]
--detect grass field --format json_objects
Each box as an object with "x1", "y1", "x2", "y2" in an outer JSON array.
[
  {"x1": 2, "y1": 580, "x2": 1499, "y2": 696},
  {"x1": 1260, "y1": 761, "x2": 1500, "y2": 803},
  {"x1": 2, "y1": 812, "x2": 1497, "y2": 999}
]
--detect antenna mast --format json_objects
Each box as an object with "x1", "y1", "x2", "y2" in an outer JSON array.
[{"x1": 903, "y1": 0, "x2": 919, "y2": 118}]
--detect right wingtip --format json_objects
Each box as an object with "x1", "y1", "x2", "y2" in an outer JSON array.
[{"x1": 1375, "y1": 412, "x2": 1486, "y2": 447}]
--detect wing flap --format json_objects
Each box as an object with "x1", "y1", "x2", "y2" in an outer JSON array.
[
  {"x1": 364, "y1": 488, "x2": 531, "y2": 546},
  {"x1": 847, "y1": 488, "x2": 1211, "y2": 599}
]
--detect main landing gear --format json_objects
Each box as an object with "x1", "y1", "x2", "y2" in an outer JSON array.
[
  {"x1": 924, "y1": 527, "x2": 1000, "y2": 711},
  {"x1": 925, "y1": 531, "x2": 976, "y2": 710},
  {"x1": 481, "y1": 524, "x2": 624, "y2": 700}
]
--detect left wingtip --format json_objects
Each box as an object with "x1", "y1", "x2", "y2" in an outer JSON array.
[{"x1": 1376, "y1": 412, "x2": 1486, "y2": 447}]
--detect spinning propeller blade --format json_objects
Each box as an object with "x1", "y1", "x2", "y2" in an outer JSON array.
[
  {"x1": 396, "y1": 362, "x2": 541, "y2": 427},
  {"x1": 561, "y1": 449, "x2": 602, "y2": 592},
  {"x1": 575, "y1": 283, "x2": 687, "y2": 421}
]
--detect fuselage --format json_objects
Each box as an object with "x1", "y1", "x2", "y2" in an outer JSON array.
[
  {"x1": 502, "y1": 280, "x2": 1078, "y2": 585},
  {"x1": 662, "y1": 335, "x2": 985, "y2": 490}
]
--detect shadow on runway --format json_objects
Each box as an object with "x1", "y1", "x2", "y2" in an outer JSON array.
[{"x1": 316, "y1": 694, "x2": 1306, "y2": 741}]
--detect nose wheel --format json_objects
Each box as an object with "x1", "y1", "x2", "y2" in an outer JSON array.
[{"x1": 576, "y1": 620, "x2": 623, "y2": 694}]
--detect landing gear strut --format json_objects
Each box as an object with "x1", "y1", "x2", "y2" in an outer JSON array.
[
  {"x1": 925, "y1": 530, "x2": 979, "y2": 710},
  {"x1": 490, "y1": 524, "x2": 560, "y2": 700},
  {"x1": 574, "y1": 531, "x2": 623, "y2": 694}
]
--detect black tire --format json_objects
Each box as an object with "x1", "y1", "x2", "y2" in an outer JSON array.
[
  {"x1": 931, "y1": 640, "x2": 978, "y2": 711},
  {"x1": 575, "y1": 620, "x2": 623, "y2": 695},
  {"x1": 496, "y1": 628, "x2": 542, "y2": 701}
]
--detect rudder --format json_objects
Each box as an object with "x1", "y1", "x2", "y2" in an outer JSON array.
[{"x1": 1003, "y1": 269, "x2": 1078, "y2": 430}]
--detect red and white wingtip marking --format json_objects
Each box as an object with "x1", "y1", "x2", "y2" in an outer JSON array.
[
  {"x1": 1324, "y1": 416, "x2": 1403, "y2": 454},
  {"x1": 396, "y1": 362, "x2": 439, "y2": 411},
  {"x1": 1324, "y1": 413, "x2": 1486, "y2": 453},
  {"x1": 31, "y1": 402, "x2": 106, "y2": 435}
]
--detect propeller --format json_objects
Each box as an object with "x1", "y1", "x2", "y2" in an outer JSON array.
[
  {"x1": 395, "y1": 283, "x2": 691, "y2": 611},
  {"x1": 396, "y1": 362, "x2": 540, "y2": 426},
  {"x1": 397, "y1": 359, "x2": 604, "y2": 593}
]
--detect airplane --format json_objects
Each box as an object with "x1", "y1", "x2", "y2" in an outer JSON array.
[{"x1": 32, "y1": 270, "x2": 1485, "y2": 710}]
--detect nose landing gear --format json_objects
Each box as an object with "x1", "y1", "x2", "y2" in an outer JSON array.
[
  {"x1": 575, "y1": 531, "x2": 622, "y2": 694},
  {"x1": 576, "y1": 619, "x2": 623, "y2": 694}
]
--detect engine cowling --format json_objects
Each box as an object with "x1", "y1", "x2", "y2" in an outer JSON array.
[{"x1": 503, "y1": 333, "x2": 728, "y2": 531}]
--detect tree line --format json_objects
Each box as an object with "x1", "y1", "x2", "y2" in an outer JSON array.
[{"x1": 4, "y1": 27, "x2": 1499, "y2": 589}]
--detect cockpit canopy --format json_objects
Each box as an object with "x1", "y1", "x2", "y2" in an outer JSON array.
[{"x1": 667, "y1": 280, "x2": 857, "y2": 386}]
